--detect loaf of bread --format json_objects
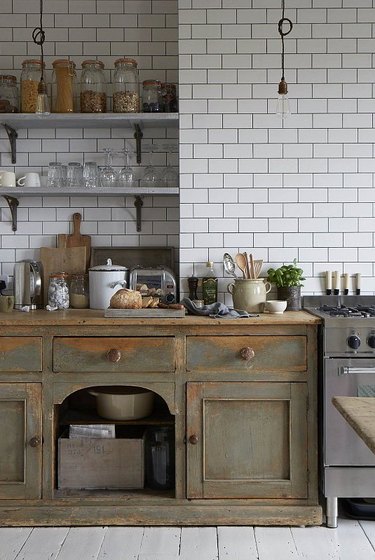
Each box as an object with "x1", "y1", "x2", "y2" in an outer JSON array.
[{"x1": 110, "y1": 288, "x2": 142, "y2": 309}]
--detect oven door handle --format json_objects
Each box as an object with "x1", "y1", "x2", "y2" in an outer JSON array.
[{"x1": 340, "y1": 366, "x2": 375, "y2": 376}]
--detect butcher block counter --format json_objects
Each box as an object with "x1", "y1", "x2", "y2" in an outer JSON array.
[
  {"x1": 333, "y1": 397, "x2": 375, "y2": 455},
  {"x1": 0, "y1": 309, "x2": 322, "y2": 527}
]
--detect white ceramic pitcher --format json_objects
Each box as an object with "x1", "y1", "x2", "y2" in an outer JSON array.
[{"x1": 227, "y1": 279, "x2": 271, "y2": 312}]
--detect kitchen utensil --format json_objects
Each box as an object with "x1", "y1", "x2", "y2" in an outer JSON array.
[
  {"x1": 13, "y1": 260, "x2": 43, "y2": 309},
  {"x1": 57, "y1": 212, "x2": 91, "y2": 270},
  {"x1": 253, "y1": 259, "x2": 263, "y2": 279},
  {"x1": 243, "y1": 251, "x2": 251, "y2": 279},
  {"x1": 89, "y1": 387, "x2": 154, "y2": 420},
  {"x1": 227, "y1": 278, "x2": 272, "y2": 312},
  {"x1": 249, "y1": 253, "x2": 255, "y2": 279},
  {"x1": 89, "y1": 258, "x2": 128, "y2": 309},
  {"x1": 40, "y1": 246, "x2": 86, "y2": 304},
  {"x1": 223, "y1": 253, "x2": 237, "y2": 277},
  {"x1": 235, "y1": 253, "x2": 247, "y2": 279}
]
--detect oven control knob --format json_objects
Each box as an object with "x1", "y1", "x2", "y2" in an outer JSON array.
[
  {"x1": 347, "y1": 334, "x2": 361, "y2": 350},
  {"x1": 367, "y1": 335, "x2": 375, "y2": 349}
]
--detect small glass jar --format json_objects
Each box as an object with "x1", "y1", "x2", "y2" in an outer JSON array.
[
  {"x1": 113, "y1": 58, "x2": 140, "y2": 113},
  {"x1": 20, "y1": 59, "x2": 44, "y2": 113},
  {"x1": 142, "y1": 80, "x2": 161, "y2": 112},
  {"x1": 69, "y1": 273, "x2": 89, "y2": 308},
  {"x1": 48, "y1": 272, "x2": 69, "y2": 309},
  {"x1": 80, "y1": 59, "x2": 107, "y2": 113},
  {"x1": 0, "y1": 75, "x2": 19, "y2": 113},
  {"x1": 52, "y1": 59, "x2": 77, "y2": 113},
  {"x1": 145, "y1": 426, "x2": 175, "y2": 490},
  {"x1": 160, "y1": 82, "x2": 177, "y2": 113}
]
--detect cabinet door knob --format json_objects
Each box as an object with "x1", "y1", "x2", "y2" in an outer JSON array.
[
  {"x1": 189, "y1": 434, "x2": 199, "y2": 445},
  {"x1": 240, "y1": 346, "x2": 255, "y2": 361},
  {"x1": 106, "y1": 349, "x2": 121, "y2": 363},
  {"x1": 29, "y1": 436, "x2": 41, "y2": 448}
]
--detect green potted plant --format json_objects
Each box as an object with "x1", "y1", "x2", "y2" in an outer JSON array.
[{"x1": 266, "y1": 259, "x2": 305, "y2": 311}]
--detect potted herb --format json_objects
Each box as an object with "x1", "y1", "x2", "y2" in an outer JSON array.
[{"x1": 266, "y1": 259, "x2": 305, "y2": 311}]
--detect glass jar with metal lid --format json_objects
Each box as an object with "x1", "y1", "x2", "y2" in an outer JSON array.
[
  {"x1": 52, "y1": 59, "x2": 77, "y2": 113},
  {"x1": 69, "y1": 273, "x2": 89, "y2": 308},
  {"x1": 0, "y1": 75, "x2": 18, "y2": 113},
  {"x1": 48, "y1": 272, "x2": 69, "y2": 309},
  {"x1": 113, "y1": 58, "x2": 140, "y2": 113},
  {"x1": 80, "y1": 60, "x2": 107, "y2": 113},
  {"x1": 20, "y1": 59, "x2": 44, "y2": 113},
  {"x1": 142, "y1": 80, "x2": 161, "y2": 112}
]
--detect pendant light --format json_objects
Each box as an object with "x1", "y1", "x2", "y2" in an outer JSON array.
[
  {"x1": 32, "y1": 0, "x2": 50, "y2": 114},
  {"x1": 276, "y1": 0, "x2": 293, "y2": 120}
]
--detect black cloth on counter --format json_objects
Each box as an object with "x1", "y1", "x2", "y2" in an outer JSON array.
[{"x1": 181, "y1": 298, "x2": 259, "y2": 318}]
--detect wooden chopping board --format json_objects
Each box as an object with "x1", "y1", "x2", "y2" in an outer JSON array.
[
  {"x1": 57, "y1": 212, "x2": 91, "y2": 270},
  {"x1": 40, "y1": 246, "x2": 87, "y2": 305}
]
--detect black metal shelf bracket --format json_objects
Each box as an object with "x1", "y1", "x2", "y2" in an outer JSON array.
[
  {"x1": 133, "y1": 124, "x2": 143, "y2": 164},
  {"x1": 3, "y1": 195, "x2": 19, "y2": 231},
  {"x1": 134, "y1": 195, "x2": 143, "y2": 232},
  {"x1": 2, "y1": 123, "x2": 18, "y2": 164}
]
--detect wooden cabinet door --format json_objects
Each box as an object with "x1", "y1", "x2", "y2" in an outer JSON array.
[
  {"x1": 186, "y1": 382, "x2": 308, "y2": 499},
  {"x1": 0, "y1": 384, "x2": 42, "y2": 499}
]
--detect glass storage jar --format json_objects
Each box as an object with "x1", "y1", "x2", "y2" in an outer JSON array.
[
  {"x1": 69, "y1": 273, "x2": 89, "y2": 308},
  {"x1": 160, "y1": 82, "x2": 177, "y2": 112},
  {"x1": 48, "y1": 272, "x2": 69, "y2": 309},
  {"x1": 20, "y1": 59, "x2": 44, "y2": 113},
  {"x1": 113, "y1": 58, "x2": 140, "y2": 113},
  {"x1": 52, "y1": 59, "x2": 77, "y2": 113},
  {"x1": 0, "y1": 75, "x2": 18, "y2": 113},
  {"x1": 142, "y1": 80, "x2": 161, "y2": 112},
  {"x1": 145, "y1": 426, "x2": 175, "y2": 490},
  {"x1": 80, "y1": 59, "x2": 107, "y2": 113}
]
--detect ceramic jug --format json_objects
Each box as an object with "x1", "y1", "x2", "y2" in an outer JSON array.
[{"x1": 227, "y1": 279, "x2": 271, "y2": 312}]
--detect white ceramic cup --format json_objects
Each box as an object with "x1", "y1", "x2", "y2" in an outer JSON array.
[
  {"x1": 17, "y1": 172, "x2": 41, "y2": 187},
  {"x1": 0, "y1": 170, "x2": 16, "y2": 187},
  {"x1": 264, "y1": 300, "x2": 287, "y2": 314}
]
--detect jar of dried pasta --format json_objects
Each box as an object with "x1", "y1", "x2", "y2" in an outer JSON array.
[
  {"x1": 80, "y1": 60, "x2": 106, "y2": 113},
  {"x1": 20, "y1": 60, "x2": 43, "y2": 113},
  {"x1": 0, "y1": 75, "x2": 18, "y2": 113},
  {"x1": 113, "y1": 58, "x2": 140, "y2": 113},
  {"x1": 52, "y1": 59, "x2": 77, "y2": 113}
]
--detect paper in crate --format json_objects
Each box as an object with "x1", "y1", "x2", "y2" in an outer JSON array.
[{"x1": 58, "y1": 432, "x2": 144, "y2": 490}]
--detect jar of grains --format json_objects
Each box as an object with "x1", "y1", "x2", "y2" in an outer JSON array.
[
  {"x1": 113, "y1": 58, "x2": 140, "y2": 113},
  {"x1": 20, "y1": 59, "x2": 44, "y2": 113},
  {"x1": 80, "y1": 60, "x2": 107, "y2": 113},
  {"x1": 69, "y1": 273, "x2": 89, "y2": 308},
  {"x1": 52, "y1": 59, "x2": 77, "y2": 113},
  {"x1": 142, "y1": 80, "x2": 161, "y2": 112},
  {"x1": 48, "y1": 272, "x2": 69, "y2": 309},
  {"x1": 0, "y1": 75, "x2": 18, "y2": 113}
]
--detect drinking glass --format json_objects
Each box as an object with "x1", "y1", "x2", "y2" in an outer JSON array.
[
  {"x1": 160, "y1": 142, "x2": 179, "y2": 187},
  {"x1": 83, "y1": 161, "x2": 99, "y2": 188},
  {"x1": 67, "y1": 162, "x2": 83, "y2": 188},
  {"x1": 100, "y1": 148, "x2": 117, "y2": 188},
  {"x1": 47, "y1": 162, "x2": 65, "y2": 188},
  {"x1": 118, "y1": 147, "x2": 135, "y2": 188},
  {"x1": 141, "y1": 143, "x2": 159, "y2": 187}
]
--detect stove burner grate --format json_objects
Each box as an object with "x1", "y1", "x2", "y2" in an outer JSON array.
[{"x1": 318, "y1": 304, "x2": 375, "y2": 318}]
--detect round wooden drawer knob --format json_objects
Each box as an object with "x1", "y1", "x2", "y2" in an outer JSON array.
[
  {"x1": 240, "y1": 347, "x2": 255, "y2": 361},
  {"x1": 29, "y1": 436, "x2": 41, "y2": 448},
  {"x1": 189, "y1": 434, "x2": 199, "y2": 445},
  {"x1": 106, "y1": 349, "x2": 121, "y2": 363}
]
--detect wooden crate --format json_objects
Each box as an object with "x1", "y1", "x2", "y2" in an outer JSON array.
[{"x1": 58, "y1": 436, "x2": 144, "y2": 490}]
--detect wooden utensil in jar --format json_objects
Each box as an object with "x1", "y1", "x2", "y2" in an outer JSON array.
[{"x1": 235, "y1": 253, "x2": 247, "y2": 279}]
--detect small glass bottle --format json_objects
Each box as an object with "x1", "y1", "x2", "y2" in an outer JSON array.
[
  {"x1": 69, "y1": 273, "x2": 89, "y2": 308},
  {"x1": 142, "y1": 80, "x2": 161, "y2": 112},
  {"x1": 113, "y1": 58, "x2": 140, "y2": 113},
  {"x1": 145, "y1": 426, "x2": 175, "y2": 490},
  {"x1": 48, "y1": 272, "x2": 69, "y2": 309},
  {"x1": 202, "y1": 261, "x2": 218, "y2": 305},
  {"x1": 80, "y1": 60, "x2": 107, "y2": 113},
  {"x1": 52, "y1": 59, "x2": 77, "y2": 113},
  {"x1": 20, "y1": 59, "x2": 44, "y2": 113},
  {"x1": 0, "y1": 75, "x2": 19, "y2": 113}
]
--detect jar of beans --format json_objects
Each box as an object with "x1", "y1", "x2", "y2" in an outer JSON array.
[
  {"x1": 142, "y1": 80, "x2": 161, "y2": 112},
  {"x1": 80, "y1": 60, "x2": 107, "y2": 113},
  {"x1": 48, "y1": 272, "x2": 69, "y2": 309},
  {"x1": 52, "y1": 59, "x2": 77, "y2": 113},
  {"x1": 20, "y1": 59, "x2": 44, "y2": 113},
  {"x1": 113, "y1": 58, "x2": 140, "y2": 113},
  {"x1": 0, "y1": 75, "x2": 18, "y2": 113}
]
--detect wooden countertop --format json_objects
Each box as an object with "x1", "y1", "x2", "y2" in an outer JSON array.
[
  {"x1": 332, "y1": 397, "x2": 375, "y2": 455},
  {"x1": 0, "y1": 309, "x2": 321, "y2": 327}
]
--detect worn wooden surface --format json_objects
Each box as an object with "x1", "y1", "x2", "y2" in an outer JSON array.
[
  {"x1": 57, "y1": 213, "x2": 91, "y2": 271},
  {"x1": 0, "y1": 337, "x2": 42, "y2": 372},
  {"x1": 40, "y1": 246, "x2": 87, "y2": 304},
  {"x1": 332, "y1": 397, "x2": 375, "y2": 455}
]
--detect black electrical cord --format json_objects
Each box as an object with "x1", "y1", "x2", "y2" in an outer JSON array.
[
  {"x1": 277, "y1": 0, "x2": 293, "y2": 82},
  {"x1": 31, "y1": 0, "x2": 46, "y2": 81}
]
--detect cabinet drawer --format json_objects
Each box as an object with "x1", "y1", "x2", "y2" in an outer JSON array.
[
  {"x1": 0, "y1": 337, "x2": 42, "y2": 372},
  {"x1": 186, "y1": 335, "x2": 307, "y2": 373},
  {"x1": 53, "y1": 337, "x2": 176, "y2": 373}
]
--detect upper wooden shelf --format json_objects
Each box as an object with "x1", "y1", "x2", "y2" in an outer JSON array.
[{"x1": 0, "y1": 112, "x2": 179, "y2": 129}]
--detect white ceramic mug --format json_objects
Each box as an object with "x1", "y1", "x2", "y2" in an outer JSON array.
[
  {"x1": 17, "y1": 172, "x2": 41, "y2": 187},
  {"x1": 0, "y1": 170, "x2": 16, "y2": 187}
]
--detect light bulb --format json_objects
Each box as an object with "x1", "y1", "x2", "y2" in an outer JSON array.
[
  {"x1": 276, "y1": 77, "x2": 290, "y2": 120},
  {"x1": 35, "y1": 79, "x2": 50, "y2": 114}
]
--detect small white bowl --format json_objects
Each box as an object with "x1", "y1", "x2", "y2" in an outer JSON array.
[{"x1": 264, "y1": 300, "x2": 287, "y2": 314}]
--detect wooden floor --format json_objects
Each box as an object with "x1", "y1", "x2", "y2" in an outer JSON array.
[{"x1": 1, "y1": 518, "x2": 375, "y2": 559}]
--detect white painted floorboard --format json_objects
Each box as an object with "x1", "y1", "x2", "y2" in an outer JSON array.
[{"x1": 0, "y1": 520, "x2": 375, "y2": 560}]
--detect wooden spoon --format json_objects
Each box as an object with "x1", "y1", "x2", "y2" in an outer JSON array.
[
  {"x1": 249, "y1": 253, "x2": 255, "y2": 280},
  {"x1": 243, "y1": 251, "x2": 251, "y2": 279},
  {"x1": 235, "y1": 253, "x2": 247, "y2": 279},
  {"x1": 253, "y1": 259, "x2": 263, "y2": 279}
]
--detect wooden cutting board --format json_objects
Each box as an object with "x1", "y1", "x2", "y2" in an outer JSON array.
[
  {"x1": 40, "y1": 246, "x2": 87, "y2": 305},
  {"x1": 57, "y1": 213, "x2": 91, "y2": 270}
]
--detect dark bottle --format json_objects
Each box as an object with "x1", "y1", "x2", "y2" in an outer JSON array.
[
  {"x1": 187, "y1": 275, "x2": 199, "y2": 300},
  {"x1": 202, "y1": 261, "x2": 218, "y2": 305},
  {"x1": 145, "y1": 426, "x2": 175, "y2": 490}
]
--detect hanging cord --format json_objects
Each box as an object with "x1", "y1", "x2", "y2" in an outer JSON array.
[
  {"x1": 32, "y1": 0, "x2": 46, "y2": 82},
  {"x1": 277, "y1": 0, "x2": 293, "y2": 93}
]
